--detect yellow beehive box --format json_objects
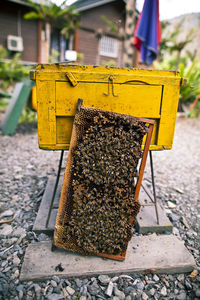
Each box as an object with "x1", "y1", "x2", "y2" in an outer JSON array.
[
  {"x1": 31, "y1": 86, "x2": 37, "y2": 111},
  {"x1": 31, "y1": 65, "x2": 184, "y2": 151}
]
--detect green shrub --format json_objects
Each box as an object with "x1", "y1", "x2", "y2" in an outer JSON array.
[
  {"x1": 187, "y1": 101, "x2": 200, "y2": 118},
  {"x1": 0, "y1": 46, "x2": 31, "y2": 89},
  {"x1": 179, "y1": 61, "x2": 200, "y2": 104},
  {"x1": 101, "y1": 60, "x2": 117, "y2": 67},
  {"x1": 20, "y1": 107, "x2": 37, "y2": 124},
  {"x1": 154, "y1": 59, "x2": 200, "y2": 105}
]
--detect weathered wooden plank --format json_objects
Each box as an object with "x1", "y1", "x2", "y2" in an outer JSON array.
[
  {"x1": 0, "y1": 82, "x2": 32, "y2": 135},
  {"x1": 33, "y1": 176, "x2": 62, "y2": 235}
]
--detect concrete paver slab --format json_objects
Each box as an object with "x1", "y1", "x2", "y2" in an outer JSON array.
[
  {"x1": 137, "y1": 203, "x2": 173, "y2": 234},
  {"x1": 20, "y1": 234, "x2": 196, "y2": 281},
  {"x1": 137, "y1": 187, "x2": 173, "y2": 233}
]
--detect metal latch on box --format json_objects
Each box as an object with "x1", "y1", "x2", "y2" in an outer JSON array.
[
  {"x1": 65, "y1": 72, "x2": 78, "y2": 87},
  {"x1": 104, "y1": 75, "x2": 118, "y2": 97}
]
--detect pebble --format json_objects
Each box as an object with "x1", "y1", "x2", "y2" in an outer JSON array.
[
  {"x1": 105, "y1": 281, "x2": 114, "y2": 297},
  {"x1": 0, "y1": 209, "x2": 14, "y2": 218},
  {"x1": 1, "y1": 261, "x2": 8, "y2": 268},
  {"x1": 80, "y1": 285, "x2": 87, "y2": 296},
  {"x1": 50, "y1": 280, "x2": 57, "y2": 288},
  {"x1": 16, "y1": 285, "x2": 24, "y2": 292},
  {"x1": 98, "y1": 275, "x2": 111, "y2": 284},
  {"x1": 176, "y1": 292, "x2": 187, "y2": 300},
  {"x1": 52, "y1": 276, "x2": 60, "y2": 284},
  {"x1": 114, "y1": 286, "x2": 125, "y2": 300},
  {"x1": 111, "y1": 276, "x2": 119, "y2": 283},
  {"x1": 168, "y1": 201, "x2": 177, "y2": 209},
  {"x1": 12, "y1": 227, "x2": 26, "y2": 237},
  {"x1": 119, "y1": 275, "x2": 134, "y2": 281},
  {"x1": 65, "y1": 279, "x2": 71, "y2": 286},
  {"x1": 11, "y1": 269, "x2": 19, "y2": 279},
  {"x1": 27, "y1": 290, "x2": 33, "y2": 296},
  {"x1": 88, "y1": 282, "x2": 100, "y2": 295},
  {"x1": 66, "y1": 285, "x2": 75, "y2": 295},
  {"x1": 17, "y1": 233, "x2": 26, "y2": 245},
  {"x1": 142, "y1": 292, "x2": 148, "y2": 300},
  {"x1": 79, "y1": 296, "x2": 87, "y2": 300},
  {"x1": 47, "y1": 293, "x2": 64, "y2": 300},
  {"x1": 3, "y1": 266, "x2": 11, "y2": 273},
  {"x1": 38, "y1": 233, "x2": 49, "y2": 242},
  {"x1": 153, "y1": 275, "x2": 159, "y2": 282},
  {"x1": 0, "y1": 224, "x2": 13, "y2": 236},
  {"x1": 184, "y1": 279, "x2": 192, "y2": 290},
  {"x1": 19, "y1": 290, "x2": 23, "y2": 299},
  {"x1": 161, "y1": 286, "x2": 167, "y2": 296},
  {"x1": 174, "y1": 289, "x2": 179, "y2": 294},
  {"x1": 177, "y1": 274, "x2": 185, "y2": 282},
  {"x1": 149, "y1": 288, "x2": 155, "y2": 296},
  {"x1": 34, "y1": 284, "x2": 41, "y2": 298},
  {"x1": 74, "y1": 278, "x2": 82, "y2": 287},
  {"x1": 124, "y1": 286, "x2": 134, "y2": 295},
  {"x1": 195, "y1": 289, "x2": 200, "y2": 297},
  {"x1": 136, "y1": 281, "x2": 145, "y2": 291},
  {"x1": 13, "y1": 256, "x2": 21, "y2": 266},
  {"x1": 60, "y1": 287, "x2": 68, "y2": 298},
  {"x1": 167, "y1": 275, "x2": 174, "y2": 281}
]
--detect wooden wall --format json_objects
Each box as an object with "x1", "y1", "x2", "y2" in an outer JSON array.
[{"x1": 77, "y1": 1, "x2": 125, "y2": 66}]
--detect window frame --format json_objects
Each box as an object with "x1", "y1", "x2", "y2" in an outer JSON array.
[{"x1": 99, "y1": 35, "x2": 119, "y2": 58}]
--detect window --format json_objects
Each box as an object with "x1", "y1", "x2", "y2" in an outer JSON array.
[{"x1": 99, "y1": 36, "x2": 119, "y2": 58}]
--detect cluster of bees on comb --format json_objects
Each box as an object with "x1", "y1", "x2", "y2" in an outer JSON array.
[{"x1": 65, "y1": 109, "x2": 148, "y2": 255}]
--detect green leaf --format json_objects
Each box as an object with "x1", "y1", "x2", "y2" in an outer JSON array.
[
  {"x1": 101, "y1": 15, "x2": 118, "y2": 34},
  {"x1": 24, "y1": 11, "x2": 41, "y2": 20}
]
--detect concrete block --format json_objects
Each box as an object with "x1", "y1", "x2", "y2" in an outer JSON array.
[
  {"x1": 137, "y1": 188, "x2": 173, "y2": 234},
  {"x1": 137, "y1": 204, "x2": 173, "y2": 234},
  {"x1": 20, "y1": 234, "x2": 196, "y2": 281}
]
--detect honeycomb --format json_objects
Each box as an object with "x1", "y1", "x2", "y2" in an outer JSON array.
[{"x1": 54, "y1": 106, "x2": 149, "y2": 257}]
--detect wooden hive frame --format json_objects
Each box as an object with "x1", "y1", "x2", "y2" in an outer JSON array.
[{"x1": 53, "y1": 99, "x2": 155, "y2": 261}]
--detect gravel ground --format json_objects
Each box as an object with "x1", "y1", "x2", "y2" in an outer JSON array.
[{"x1": 0, "y1": 118, "x2": 200, "y2": 300}]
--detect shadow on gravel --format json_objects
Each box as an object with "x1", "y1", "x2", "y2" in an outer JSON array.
[{"x1": 15, "y1": 122, "x2": 37, "y2": 134}]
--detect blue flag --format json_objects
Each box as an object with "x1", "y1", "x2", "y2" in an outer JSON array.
[{"x1": 133, "y1": 0, "x2": 161, "y2": 65}]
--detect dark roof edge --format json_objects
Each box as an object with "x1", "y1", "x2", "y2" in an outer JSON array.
[
  {"x1": 7, "y1": 0, "x2": 39, "y2": 7},
  {"x1": 76, "y1": 0, "x2": 118, "y2": 12}
]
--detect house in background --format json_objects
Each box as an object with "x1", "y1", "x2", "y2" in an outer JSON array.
[
  {"x1": 0, "y1": 0, "x2": 68, "y2": 64},
  {"x1": 74, "y1": 0, "x2": 127, "y2": 67},
  {"x1": 0, "y1": 0, "x2": 136, "y2": 66},
  {"x1": 0, "y1": 0, "x2": 40, "y2": 63}
]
